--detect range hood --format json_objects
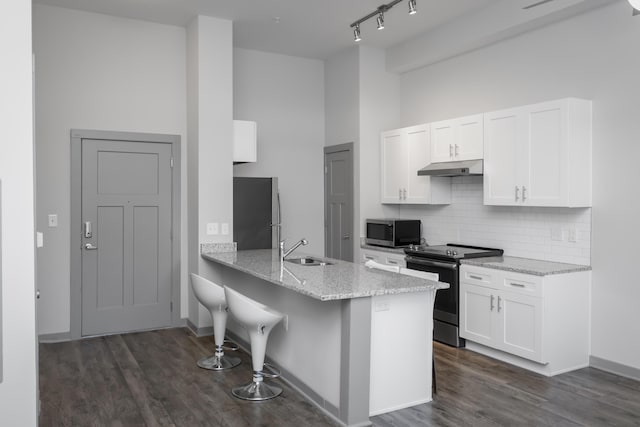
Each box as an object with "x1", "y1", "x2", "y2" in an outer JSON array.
[{"x1": 417, "y1": 159, "x2": 483, "y2": 177}]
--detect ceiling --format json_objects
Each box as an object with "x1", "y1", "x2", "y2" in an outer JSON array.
[{"x1": 33, "y1": 0, "x2": 500, "y2": 60}]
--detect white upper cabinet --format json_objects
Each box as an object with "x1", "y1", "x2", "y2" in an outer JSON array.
[
  {"x1": 233, "y1": 120, "x2": 257, "y2": 163},
  {"x1": 483, "y1": 98, "x2": 592, "y2": 207},
  {"x1": 430, "y1": 114, "x2": 484, "y2": 163},
  {"x1": 381, "y1": 124, "x2": 451, "y2": 205}
]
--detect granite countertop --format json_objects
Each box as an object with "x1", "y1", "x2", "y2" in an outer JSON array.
[
  {"x1": 201, "y1": 249, "x2": 448, "y2": 301},
  {"x1": 359, "y1": 242, "x2": 407, "y2": 255},
  {"x1": 461, "y1": 256, "x2": 591, "y2": 276}
]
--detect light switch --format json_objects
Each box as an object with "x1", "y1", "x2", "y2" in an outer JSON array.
[
  {"x1": 206, "y1": 222, "x2": 219, "y2": 235},
  {"x1": 36, "y1": 232, "x2": 44, "y2": 248},
  {"x1": 48, "y1": 214, "x2": 58, "y2": 227},
  {"x1": 221, "y1": 223, "x2": 229, "y2": 235}
]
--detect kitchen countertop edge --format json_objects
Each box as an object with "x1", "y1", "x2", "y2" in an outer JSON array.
[
  {"x1": 461, "y1": 255, "x2": 592, "y2": 276},
  {"x1": 201, "y1": 249, "x2": 448, "y2": 301}
]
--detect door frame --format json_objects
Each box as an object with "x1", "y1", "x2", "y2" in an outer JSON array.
[
  {"x1": 70, "y1": 129, "x2": 181, "y2": 340},
  {"x1": 324, "y1": 142, "x2": 354, "y2": 261}
]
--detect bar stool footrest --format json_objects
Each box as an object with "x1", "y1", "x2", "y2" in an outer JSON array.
[{"x1": 262, "y1": 362, "x2": 281, "y2": 378}]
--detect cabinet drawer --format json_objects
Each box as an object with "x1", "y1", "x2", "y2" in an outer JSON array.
[
  {"x1": 500, "y1": 272, "x2": 543, "y2": 297},
  {"x1": 362, "y1": 251, "x2": 380, "y2": 263},
  {"x1": 384, "y1": 255, "x2": 406, "y2": 268},
  {"x1": 462, "y1": 267, "x2": 493, "y2": 287}
]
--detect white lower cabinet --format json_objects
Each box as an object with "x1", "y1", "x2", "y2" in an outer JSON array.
[
  {"x1": 361, "y1": 248, "x2": 406, "y2": 268},
  {"x1": 460, "y1": 265, "x2": 590, "y2": 376}
]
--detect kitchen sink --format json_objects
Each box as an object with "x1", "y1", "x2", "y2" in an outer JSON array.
[{"x1": 286, "y1": 257, "x2": 334, "y2": 266}]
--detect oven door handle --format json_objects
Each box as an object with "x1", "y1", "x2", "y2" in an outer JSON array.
[{"x1": 405, "y1": 256, "x2": 458, "y2": 270}]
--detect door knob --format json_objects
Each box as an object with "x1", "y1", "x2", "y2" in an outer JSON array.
[
  {"x1": 84, "y1": 243, "x2": 98, "y2": 250},
  {"x1": 342, "y1": 235, "x2": 350, "y2": 240}
]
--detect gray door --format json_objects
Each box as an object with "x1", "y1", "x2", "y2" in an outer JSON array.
[
  {"x1": 81, "y1": 139, "x2": 173, "y2": 336},
  {"x1": 324, "y1": 143, "x2": 354, "y2": 262}
]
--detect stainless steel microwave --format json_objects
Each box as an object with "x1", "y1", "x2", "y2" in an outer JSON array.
[{"x1": 365, "y1": 219, "x2": 421, "y2": 248}]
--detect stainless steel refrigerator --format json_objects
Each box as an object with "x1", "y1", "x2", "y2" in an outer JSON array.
[{"x1": 233, "y1": 177, "x2": 280, "y2": 250}]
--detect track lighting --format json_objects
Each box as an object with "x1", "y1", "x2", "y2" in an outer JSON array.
[
  {"x1": 377, "y1": 12, "x2": 385, "y2": 30},
  {"x1": 409, "y1": 0, "x2": 417, "y2": 15},
  {"x1": 354, "y1": 24, "x2": 361, "y2": 42},
  {"x1": 349, "y1": 0, "x2": 416, "y2": 42}
]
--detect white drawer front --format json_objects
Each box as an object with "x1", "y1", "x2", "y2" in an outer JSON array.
[
  {"x1": 500, "y1": 271, "x2": 543, "y2": 297},
  {"x1": 461, "y1": 266, "x2": 495, "y2": 288}
]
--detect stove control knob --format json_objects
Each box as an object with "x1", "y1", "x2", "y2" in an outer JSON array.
[
  {"x1": 452, "y1": 250, "x2": 458, "y2": 256},
  {"x1": 446, "y1": 250, "x2": 452, "y2": 256}
]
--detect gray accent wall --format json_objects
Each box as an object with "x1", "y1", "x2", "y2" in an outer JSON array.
[{"x1": 33, "y1": 5, "x2": 188, "y2": 335}]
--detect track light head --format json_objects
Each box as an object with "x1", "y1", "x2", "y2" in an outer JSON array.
[
  {"x1": 354, "y1": 24, "x2": 361, "y2": 42},
  {"x1": 377, "y1": 12, "x2": 385, "y2": 30},
  {"x1": 409, "y1": 0, "x2": 417, "y2": 15}
]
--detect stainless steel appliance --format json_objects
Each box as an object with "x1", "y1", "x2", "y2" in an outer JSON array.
[
  {"x1": 404, "y1": 244, "x2": 503, "y2": 347},
  {"x1": 365, "y1": 218, "x2": 421, "y2": 248},
  {"x1": 233, "y1": 177, "x2": 280, "y2": 250}
]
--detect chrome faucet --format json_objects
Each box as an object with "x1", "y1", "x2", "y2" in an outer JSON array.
[{"x1": 280, "y1": 238, "x2": 308, "y2": 262}]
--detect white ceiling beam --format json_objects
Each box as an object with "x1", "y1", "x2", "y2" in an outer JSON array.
[{"x1": 386, "y1": 0, "x2": 617, "y2": 74}]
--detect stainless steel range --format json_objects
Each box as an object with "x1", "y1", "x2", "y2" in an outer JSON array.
[{"x1": 404, "y1": 244, "x2": 503, "y2": 347}]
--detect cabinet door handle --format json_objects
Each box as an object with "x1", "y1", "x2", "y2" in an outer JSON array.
[
  {"x1": 455, "y1": 144, "x2": 460, "y2": 157},
  {"x1": 398, "y1": 188, "x2": 402, "y2": 200},
  {"x1": 497, "y1": 296, "x2": 502, "y2": 312},
  {"x1": 522, "y1": 186, "x2": 527, "y2": 202},
  {"x1": 490, "y1": 294, "x2": 495, "y2": 311},
  {"x1": 387, "y1": 260, "x2": 398, "y2": 265},
  {"x1": 449, "y1": 144, "x2": 454, "y2": 158},
  {"x1": 469, "y1": 274, "x2": 483, "y2": 280},
  {"x1": 509, "y1": 282, "x2": 525, "y2": 288},
  {"x1": 365, "y1": 256, "x2": 375, "y2": 260},
  {"x1": 403, "y1": 188, "x2": 407, "y2": 200},
  {"x1": 515, "y1": 186, "x2": 520, "y2": 202}
]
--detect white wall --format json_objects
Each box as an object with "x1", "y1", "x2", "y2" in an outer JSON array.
[
  {"x1": 233, "y1": 48, "x2": 326, "y2": 256},
  {"x1": 186, "y1": 16, "x2": 234, "y2": 328},
  {"x1": 33, "y1": 5, "x2": 188, "y2": 333},
  {"x1": 358, "y1": 47, "x2": 401, "y2": 239},
  {"x1": 391, "y1": 2, "x2": 639, "y2": 370},
  {"x1": 324, "y1": 47, "x2": 401, "y2": 260},
  {"x1": 0, "y1": 0, "x2": 38, "y2": 423},
  {"x1": 325, "y1": 48, "x2": 361, "y2": 258}
]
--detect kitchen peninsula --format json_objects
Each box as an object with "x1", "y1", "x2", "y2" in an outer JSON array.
[{"x1": 201, "y1": 249, "x2": 448, "y2": 427}]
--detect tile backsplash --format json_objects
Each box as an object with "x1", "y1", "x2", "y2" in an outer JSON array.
[{"x1": 386, "y1": 176, "x2": 591, "y2": 265}]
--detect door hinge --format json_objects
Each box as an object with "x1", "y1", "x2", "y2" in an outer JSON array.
[
  {"x1": 170, "y1": 157, "x2": 174, "y2": 168},
  {"x1": 324, "y1": 166, "x2": 328, "y2": 174},
  {"x1": 170, "y1": 301, "x2": 173, "y2": 312}
]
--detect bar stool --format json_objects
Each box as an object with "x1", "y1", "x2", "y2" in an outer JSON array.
[
  {"x1": 224, "y1": 286, "x2": 284, "y2": 401},
  {"x1": 190, "y1": 273, "x2": 241, "y2": 371}
]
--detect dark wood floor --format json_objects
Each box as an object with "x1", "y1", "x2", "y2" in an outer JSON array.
[{"x1": 39, "y1": 328, "x2": 640, "y2": 427}]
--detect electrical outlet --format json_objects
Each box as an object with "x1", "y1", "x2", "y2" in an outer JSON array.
[
  {"x1": 551, "y1": 228, "x2": 563, "y2": 241},
  {"x1": 206, "y1": 222, "x2": 219, "y2": 235},
  {"x1": 221, "y1": 223, "x2": 229, "y2": 235},
  {"x1": 48, "y1": 214, "x2": 58, "y2": 227}
]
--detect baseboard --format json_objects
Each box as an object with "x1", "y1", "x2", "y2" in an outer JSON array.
[
  {"x1": 38, "y1": 331, "x2": 72, "y2": 343},
  {"x1": 590, "y1": 355, "x2": 640, "y2": 381},
  {"x1": 186, "y1": 320, "x2": 213, "y2": 337},
  {"x1": 222, "y1": 329, "x2": 345, "y2": 425}
]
